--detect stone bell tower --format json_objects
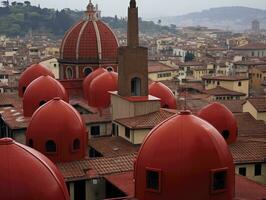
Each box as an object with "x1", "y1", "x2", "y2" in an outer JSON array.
[{"x1": 118, "y1": 0, "x2": 148, "y2": 97}]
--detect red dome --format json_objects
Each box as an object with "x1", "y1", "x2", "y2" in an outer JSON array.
[
  {"x1": 26, "y1": 98, "x2": 87, "y2": 163},
  {"x1": 149, "y1": 82, "x2": 177, "y2": 109},
  {"x1": 198, "y1": 102, "x2": 238, "y2": 144},
  {"x1": 0, "y1": 138, "x2": 69, "y2": 200},
  {"x1": 88, "y1": 71, "x2": 118, "y2": 108},
  {"x1": 18, "y1": 63, "x2": 55, "y2": 97},
  {"x1": 135, "y1": 111, "x2": 234, "y2": 200},
  {"x1": 60, "y1": 20, "x2": 118, "y2": 62},
  {"x1": 83, "y1": 67, "x2": 107, "y2": 98},
  {"x1": 23, "y1": 75, "x2": 69, "y2": 117}
]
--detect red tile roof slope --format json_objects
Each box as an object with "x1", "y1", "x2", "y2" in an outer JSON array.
[
  {"x1": 115, "y1": 109, "x2": 177, "y2": 129},
  {"x1": 57, "y1": 153, "x2": 136, "y2": 181},
  {"x1": 247, "y1": 97, "x2": 266, "y2": 112},
  {"x1": 90, "y1": 137, "x2": 140, "y2": 157},
  {"x1": 234, "y1": 112, "x2": 266, "y2": 137},
  {"x1": 235, "y1": 175, "x2": 266, "y2": 199},
  {"x1": 202, "y1": 75, "x2": 249, "y2": 81},
  {"x1": 104, "y1": 172, "x2": 135, "y2": 197},
  {"x1": 230, "y1": 138, "x2": 266, "y2": 164},
  {"x1": 204, "y1": 86, "x2": 246, "y2": 96}
]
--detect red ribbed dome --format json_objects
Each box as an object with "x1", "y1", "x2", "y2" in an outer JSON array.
[
  {"x1": 26, "y1": 98, "x2": 87, "y2": 163},
  {"x1": 60, "y1": 20, "x2": 118, "y2": 62},
  {"x1": 83, "y1": 67, "x2": 107, "y2": 98},
  {"x1": 135, "y1": 111, "x2": 234, "y2": 200},
  {"x1": 0, "y1": 138, "x2": 69, "y2": 200},
  {"x1": 149, "y1": 82, "x2": 177, "y2": 109},
  {"x1": 23, "y1": 75, "x2": 69, "y2": 117},
  {"x1": 18, "y1": 63, "x2": 54, "y2": 97},
  {"x1": 87, "y1": 71, "x2": 118, "y2": 108},
  {"x1": 198, "y1": 102, "x2": 238, "y2": 144}
]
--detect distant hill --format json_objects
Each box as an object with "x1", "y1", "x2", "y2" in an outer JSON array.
[
  {"x1": 157, "y1": 7, "x2": 266, "y2": 31},
  {"x1": 0, "y1": 2, "x2": 175, "y2": 37}
]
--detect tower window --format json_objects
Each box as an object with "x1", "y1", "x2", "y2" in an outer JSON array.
[
  {"x1": 131, "y1": 77, "x2": 141, "y2": 96},
  {"x1": 255, "y1": 164, "x2": 262, "y2": 176},
  {"x1": 221, "y1": 130, "x2": 230, "y2": 140},
  {"x1": 146, "y1": 168, "x2": 161, "y2": 192},
  {"x1": 73, "y1": 139, "x2": 80, "y2": 151},
  {"x1": 28, "y1": 139, "x2": 34, "y2": 148},
  {"x1": 238, "y1": 81, "x2": 242, "y2": 87},
  {"x1": 239, "y1": 167, "x2": 246, "y2": 176},
  {"x1": 39, "y1": 100, "x2": 46, "y2": 106},
  {"x1": 211, "y1": 168, "x2": 227, "y2": 193},
  {"x1": 84, "y1": 67, "x2": 93, "y2": 76},
  {"x1": 46, "y1": 140, "x2": 57, "y2": 153}
]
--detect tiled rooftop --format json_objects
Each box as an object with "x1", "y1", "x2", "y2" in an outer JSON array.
[{"x1": 115, "y1": 109, "x2": 176, "y2": 129}]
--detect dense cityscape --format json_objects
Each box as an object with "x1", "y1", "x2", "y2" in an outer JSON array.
[{"x1": 0, "y1": 0, "x2": 266, "y2": 199}]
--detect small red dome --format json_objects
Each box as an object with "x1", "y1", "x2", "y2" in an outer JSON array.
[
  {"x1": 26, "y1": 98, "x2": 87, "y2": 163},
  {"x1": 23, "y1": 75, "x2": 69, "y2": 117},
  {"x1": 149, "y1": 82, "x2": 177, "y2": 109},
  {"x1": 60, "y1": 20, "x2": 118, "y2": 62},
  {"x1": 0, "y1": 138, "x2": 69, "y2": 200},
  {"x1": 135, "y1": 111, "x2": 234, "y2": 200},
  {"x1": 19, "y1": 63, "x2": 55, "y2": 97},
  {"x1": 83, "y1": 67, "x2": 107, "y2": 99},
  {"x1": 87, "y1": 71, "x2": 118, "y2": 108},
  {"x1": 198, "y1": 102, "x2": 238, "y2": 144}
]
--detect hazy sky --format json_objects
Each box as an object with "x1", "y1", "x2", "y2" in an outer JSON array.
[{"x1": 15, "y1": 0, "x2": 266, "y2": 18}]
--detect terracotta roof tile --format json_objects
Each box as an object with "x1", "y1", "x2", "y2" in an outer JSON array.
[
  {"x1": 248, "y1": 97, "x2": 266, "y2": 112},
  {"x1": 234, "y1": 112, "x2": 266, "y2": 137},
  {"x1": 202, "y1": 75, "x2": 249, "y2": 81},
  {"x1": 57, "y1": 153, "x2": 136, "y2": 181},
  {"x1": 90, "y1": 137, "x2": 140, "y2": 157},
  {"x1": 230, "y1": 138, "x2": 266, "y2": 164},
  {"x1": 148, "y1": 62, "x2": 176, "y2": 73},
  {"x1": 204, "y1": 86, "x2": 246, "y2": 96},
  {"x1": 115, "y1": 109, "x2": 176, "y2": 129}
]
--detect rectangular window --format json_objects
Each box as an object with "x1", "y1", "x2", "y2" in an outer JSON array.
[
  {"x1": 91, "y1": 126, "x2": 100, "y2": 136},
  {"x1": 239, "y1": 167, "x2": 246, "y2": 176},
  {"x1": 146, "y1": 168, "x2": 161, "y2": 192},
  {"x1": 238, "y1": 81, "x2": 242, "y2": 87},
  {"x1": 255, "y1": 164, "x2": 262, "y2": 176},
  {"x1": 211, "y1": 169, "x2": 227, "y2": 193},
  {"x1": 125, "y1": 127, "x2": 130, "y2": 139},
  {"x1": 217, "y1": 81, "x2": 220, "y2": 86}
]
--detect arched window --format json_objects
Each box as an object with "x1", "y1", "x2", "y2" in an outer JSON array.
[
  {"x1": 28, "y1": 139, "x2": 34, "y2": 148},
  {"x1": 84, "y1": 67, "x2": 93, "y2": 76},
  {"x1": 221, "y1": 130, "x2": 230, "y2": 140},
  {"x1": 131, "y1": 77, "x2": 141, "y2": 96},
  {"x1": 39, "y1": 100, "x2": 46, "y2": 106},
  {"x1": 73, "y1": 138, "x2": 80, "y2": 150},
  {"x1": 66, "y1": 67, "x2": 73, "y2": 79},
  {"x1": 107, "y1": 67, "x2": 114, "y2": 72},
  {"x1": 46, "y1": 140, "x2": 56, "y2": 153}
]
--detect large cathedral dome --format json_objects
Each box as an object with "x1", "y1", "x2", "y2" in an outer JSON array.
[{"x1": 59, "y1": 1, "x2": 119, "y2": 80}]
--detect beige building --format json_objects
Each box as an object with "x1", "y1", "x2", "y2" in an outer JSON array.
[
  {"x1": 250, "y1": 65, "x2": 266, "y2": 90},
  {"x1": 243, "y1": 98, "x2": 266, "y2": 121},
  {"x1": 204, "y1": 86, "x2": 246, "y2": 101},
  {"x1": 202, "y1": 75, "x2": 249, "y2": 97},
  {"x1": 148, "y1": 61, "x2": 177, "y2": 81},
  {"x1": 40, "y1": 57, "x2": 60, "y2": 79},
  {"x1": 231, "y1": 138, "x2": 266, "y2": 185},
  {"x1": 114, "y1": 109, "x2": 175, "y2": 145}
]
